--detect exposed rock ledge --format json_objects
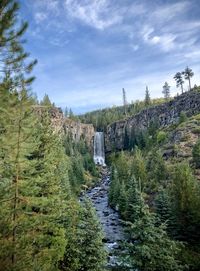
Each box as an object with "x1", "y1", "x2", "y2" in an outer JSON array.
[
  {"x1": 33, "y1": 106, "x2": 95, "y2": 149},
  {"x1": 105, "y1": 90, "x2": 200, "y2": 152}
]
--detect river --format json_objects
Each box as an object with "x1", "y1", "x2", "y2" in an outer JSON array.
[{"x1": 86, "y1": 168, "x2": 126, "y2": 269}]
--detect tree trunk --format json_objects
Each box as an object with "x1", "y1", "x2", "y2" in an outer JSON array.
[
  {"x1": 188, "y1": 77, "x2": 191, "y2": 91},
  {"x1": 12, "y1": 113, "x2": 22, "y2": 265},
  {"x1": 181, "y1": 83, "x2": 183, "y2": 94}
]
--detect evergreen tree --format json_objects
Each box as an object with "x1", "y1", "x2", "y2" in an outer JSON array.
[
  {"x1": 0, "y1": 0, "x2": 37, "y2": 86},
  {"x1": 155, "y1": 187, "x2": 171, "y2": 225},
  {"x1": 40, "y1": 94, "x2": 52, "y2": 107},
  {"x1": 146, "y1": 150, "x2": 167, "y2": 184},
  {"x1": 124, "y1": 178, "x2": 142, "y2": 223},
  {"x1": 174, "y1": 72, "x2": 184, "y2": 94},
  {"x1": 162, "y1": 82, "x2": 170, "y2": 100},
  {"x1": 170, "y1": 163, "x2": 200, "y2": 244},
  {"x1": 182, "y1": 66, "x2": 194, "y2": 91},
  {"x1": 145, "y1": 86, "x2": 151, "y2": 106},
  {"x1": 179, "y1": 111, "x2": 188, "y2": 124},
  {"x1": 64, "y1": 106, "x2": 69, "y2": 117},
  {"x1": 109, "y1": 167, "x2": 120, "y2": 208},
  {"x1": 131, "y1": 147, "x2": 147, "y2": 190},
  {"x1": 0, "y1": 95, "x2": 71, "y2": 270},
  {"x1": 192, "y1": 139, "x2": 200, "y2": 168},
  {"x1": 124, "y1": 189, "x2": 184, "y2": 271},
  {"x1": 61, "y1": 199, "x2": 107, "y2": 271},
  {"x1": 69, "y1": 108, "x2": 74, "y2": 118},
  {"x1": 118, "y1": 181, "x2": 127, "y2": 217},
  {"x1": 122, "y1": 88, "x2": 128, "y2": 116}
]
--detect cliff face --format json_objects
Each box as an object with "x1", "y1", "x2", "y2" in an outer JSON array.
[
  {"x1": 34, "y1": 106, "x2": 95, "y2": 149},
  {"x1": 63, "y1": 118, "x2": 95, "y2": 148},
  {"x1": 105, "y1": 90, "x2": 200, "y2": 152}
]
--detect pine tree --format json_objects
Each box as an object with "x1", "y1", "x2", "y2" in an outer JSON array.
[
  {"x1": 118, "y1": 181, "x2": 127, "y2": 217},
  {"x1": 182, "y1": 66, "x2": 194, "y2": 91},
  {"x1": 124, "y1": 189, "x2": 184, "y2": 271},
  {"x1": 146, "y1": 150, "x2": 167, "y2": 184},
  {"x1": 40, "y1": 94, "x2": 52, "y2": 107},
  {"x1": 145, "y1": 86, "x2": 151, "y2": 106},
  {"x1": 155, "y1": 187, "x2": 171, "y2": 224},
  {"x1": 0, "y1": 0, "x2": 37, "y2": 86},
  {"x1": 0, "y1": 89, "x2": 38, "y2": 270},
  {"x1": 192, "y1": 139, "x2": 200, "y2": 168},
  {"x1": 131, "y1": 147, "x2": 147, "y2": 190},
  {"x1": 174, "y1": 72, "x2": 184, "y2": 94},
  {"x1": 64, "y1": 106, "x2": 69, "y2": 117},
  {"x1": 162, "y1": 82, "x2": 170, "y2": 100},
  {"x1": 61, "y1": 199, "x2": 107, "y2": 271},
  {"x1": 170, "y1": 163, "x2": 200, "y2": 244},
  {"x1": 112, "y1": 176, "x2": 121, "y2": 209},
  {"x1": 124, "y1": 178, "x2": 142, "y2": 223},
  {"x1": 0, "y1": 95, "x2": 71, "y2": 270},
  {"x1": 122, "y1": 88, "x2": 128, "y2": 116}
]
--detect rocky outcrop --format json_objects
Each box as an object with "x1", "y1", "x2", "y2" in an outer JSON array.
[
  {"x1": 105, "y1": 90, "x2": 200, "y2": 152},
  {"x1": 33, "y1": 106, "x2": 95, "y2": 148},
  {"x1": 64, "y1": 118, "x2": 95, "y2": 148}
]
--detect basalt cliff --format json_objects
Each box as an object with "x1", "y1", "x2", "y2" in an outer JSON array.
[
  {"x1": 34, "y1": 106, "x2": 95, "y2": 148},
  {"x1": 105, "y1": 90, "x2": 200, "y2": 152}
]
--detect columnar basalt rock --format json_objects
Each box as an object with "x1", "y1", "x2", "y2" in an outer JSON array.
[
  {"x1": 64, "y1": 118, "x2": 95, "y2": 148},
  {"x1": 33, "y1": 106, "x2": 95, "y2": 149},
  {"x1": 105, "y1": 90, "x2": 200, "y2": 152}
]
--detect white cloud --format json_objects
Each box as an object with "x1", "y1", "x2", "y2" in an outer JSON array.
[
  {"x1": 64, "y1": 0, "x2": 122, "y2": 30},
  {"x1": 34, "y1": 12, "x2": 47, "y2": 23},
  {"x1": 184, "y1": 50, "x2": 200, "y2": 60},
  {"x1": 153, "y1": 1, "x2": 189, "y2": 21},
  {"x1": 141, "y1": 26, "x2": 176, "y2": 52}
]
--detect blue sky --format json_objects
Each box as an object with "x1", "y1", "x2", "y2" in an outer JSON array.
[{"x1": 19, "y1": 0, "x2": 200, "y2": 113}]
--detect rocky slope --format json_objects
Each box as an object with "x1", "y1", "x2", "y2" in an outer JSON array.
[{"x1": 105, "y1": 90, "x2": 200, "y2": 152}]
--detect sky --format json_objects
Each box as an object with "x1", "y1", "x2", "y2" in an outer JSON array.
[{"x1": 19, "y1": 0, "x2": 200, "y2": 113}]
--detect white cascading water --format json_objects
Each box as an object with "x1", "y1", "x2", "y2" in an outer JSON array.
[{"x1": 93, "y1": 132, "x2": 106, "y2": 166}]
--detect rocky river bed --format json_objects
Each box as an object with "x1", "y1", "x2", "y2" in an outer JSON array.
[{"x1": 85, "y1": 168, "x2": 126, "y2": 269}]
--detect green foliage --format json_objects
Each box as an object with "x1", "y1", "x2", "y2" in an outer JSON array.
[
  {"x1": 109, "y1": 167, "x2": 120, "y2": 209},
  {"x1": 79, "y1": 99, "x2": 164, "y2": 132},
  {"x1": 0, "y1": 0, "x2": 37, "y2": 86},
  {"x1": 40, "y1": 94, "x2": 52, "y2": 107},
  {"x1": 0, "y1": 90, "x2": 70, "y2": 270},
  {"x1": 118, "y1": 181, "x2": 127, "y2": 217},
  {"x1": 157, "y1": 131, "x2": 167, "y2": 144},
  {"x1": 174, "y1": 72, "x2": 184, "y2": 93},
  {"x1": 124, "y1": 178, "x2": 142, "y2": 223},
  {"x1": 63, "y1": 136, "x2": 97, "y2": 193},
  {"x1": 124, "y1": 189, "x2": 184, "y2": 271},
  {"x1": 179, "y1": 111, "x2": 188, "y2": 124},
  {"x1": 162, "y1": 82, "x2": 170, "y2": 100},
  {"x1": 155, "y1": 187, "x2": 172, "y2": 225},
  {"x1": 145, "y1": 86, "x2": 151, "y2": 106},
  {"x1": 170, "y1": 163, "x2": 200, "y2": 244},
  {"x1": 146, "y1": 150, "x2": 167, "y2": 184},
  {"x1": 192, "y1": 139, "x2": 200, "y2": 168},
  {"x1": 182, "y1": 66, "x2": 194, "y2": 91},
  {"x1": 131, "y1": 148, "x2": 147, "y2": 190},
  {"x1": 61, "y1": 198, "x2": 107, "y2": 271}
]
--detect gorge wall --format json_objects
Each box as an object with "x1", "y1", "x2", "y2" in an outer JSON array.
[
  {"x1": 105, "y1": 90, "x2": 200, "y2": 152},
  {"x1": 34, "y1": 106, "x2": 95, "y2": 148}
]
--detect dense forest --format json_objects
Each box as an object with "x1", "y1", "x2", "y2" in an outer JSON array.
[
  {"x1": 78, "y1": 97, "x2": 165, "y2": 132},
  {"x1": 107, "y1": 101, "x2": 200, "y2": 270},
  {"x1": 1, "y1": 1, "x2": 200, "y2": 271},
  {"x1": 0, "y1": 1, "x2": 106, "y2": 271}
]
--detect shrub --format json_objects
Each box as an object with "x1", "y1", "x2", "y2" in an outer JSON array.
[{"x1": 157, "y1": 131, "x2": 167, "y2": 144}]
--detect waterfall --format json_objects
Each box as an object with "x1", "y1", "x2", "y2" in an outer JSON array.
[{"x1": 93, "y1": 132, "x2": 105, "y2": 166}]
